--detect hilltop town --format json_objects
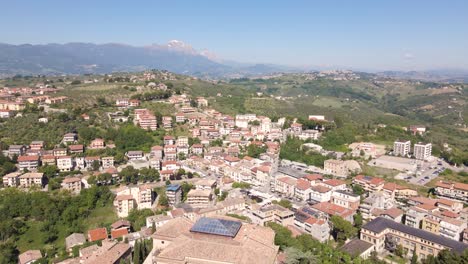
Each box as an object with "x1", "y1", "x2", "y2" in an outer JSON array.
[{"x1": 0, "y1": 71, "x2": 467, "y2": 264}]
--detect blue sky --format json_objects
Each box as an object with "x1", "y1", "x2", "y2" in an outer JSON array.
[{"x1": 0, "y1": 0, "x2": 467, "y2": 71}]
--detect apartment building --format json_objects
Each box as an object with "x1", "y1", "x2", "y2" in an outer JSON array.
[
  {"x1": 62, "y1": 177, "x2": 83, "y2": 193},
  {"x1": 57, "y1": 156, "x2": 74, "y2": 172},
  {"x1": 309, "y1": 185, "x2": 332, "y2": 203},
  {"x1": 434, "y1": 180, "x2": 468, "y2": 203},
  {"x1": 393, "y1": 140, "x2": 411, "y2": 157},
  {"x1": 101, "y1": 156, "x2": 114, "y2": 169},
  {"x1": 186, "y1": 189, "x2": 213, "y2": 208},
  {"x1": 331, "y1": 190, "x2": 360, "y2": 210},
  {"x1": 113, "y1": 186, "x2": 155, "y2": 217},
  {"x1": 2, "y1": 172, "x2": 22, "y2": 187},
  {"x1": 166, "y1": 184, "x2": 182, "y2": 206},
  {"x1": 361, "y1": 217, "x2": 467, "y2": 259},
  {"x1": 414, "y1": 142, "x2": 432, "y2": 160},
  {"x1": 19, "y1": 172, "x2": 45, "y2": 188},
  {"x1": 250, "y1": 204, "x2": 294, "y2": 226},
  {"x1": 17, "y1": 155, "x2": 40, "y2": 171},
  {"x1": 294, "y1": 208, "x2": 330, "y2": 242},
  {"x1": 275, "y1": 176, "x2": 297, "y2": 198},
  {"x1": 114, "y1": 195, "x2": 136, "y2": 218},
  {"x1": 353, "y1": 175, "x2": 385, "y2": 192}
]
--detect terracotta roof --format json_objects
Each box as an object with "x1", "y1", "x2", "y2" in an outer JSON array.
[
  {"x1": 18, "y1": 155, "x2": 39, "y2": 162},
  {"x1": 311, "y1": 202, "x2": 354, "y2": 218},
  {"x1": 383, "y1": 182, "x2": 404, "y2": 191},
  {"x1": 416, "y1": 203, "x2": 438, "y2": 211},
  {"x1": 437, "y1": 198, "x2": 456, "y2": 206},
  {"x1": 62, "y1": 177, "x2": 81, "y2": 184},
  {"x1": 441, "y1": 210, "x2": 459, "y2": 219},
  {"x1": 277, "y1": 177, "x2": 297, "y2": 186},
  {"x1": 304, "y1": 174, "x2": 323, "y2": 181},
  {"x1": 115, "y1": 194, "x2": 134, "y2": 201},
  {"x1": 88, "y1": 228, "x2": 108, "y2": 242},
  {"x1": 323, "y1": 179, "x2": 346, "y2": 187},
  {"x1": 111, "y1": 228, "x2": 129, "y2": 239},
  {"x1": 454, "y1": 182, "x2": 468, "y2": 191},
  {"x1": 295, "y1": 179, "x2": 310, "y2": 191}
]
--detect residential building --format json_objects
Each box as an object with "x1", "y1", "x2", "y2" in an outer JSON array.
[
  {"x1": 275, "y1": 176, "x2": 297, "y2": 198},
  {"x1": 340, "y1": 239, "x2": 374, "y2": 259},
  {"x1": 89, "y1": 138, "x2": 105, "y2": 149},
  {"x1": 18, "y1": 250, "x2": 42, "y2": 264},
  {"x1": 331, "y1": 190, "x2": 360, "y2": 210},
  {"x1": 126, "y1": 150, "x2": 144, "y2": 160},
  {"x1": 8, "y1": 144, "x2": 26, "y2": 158},
  {"x1": 324, "y1": 159, "x2": 361, "y2": 178},
  {"x1": 17, "y1": 155, "x2": 40, "y2": 171},
  {"x1": 393, "y1": 140, "x2": 411, "y2": 157},
  {"x1": 62, "y1": 133, "x2": 77, "y2": 144},
  {"x1": 150, "y1": 146, "x2": 164, "y2": 159},
  {"x1": 57, "y1": 156, "x2": 73, "y2": 172},
  {"x1": 353, "y1": 175, "x2": 385, "y2": 192},
  {"x1": 186, "y1": 189, "x2": 213, "y2": 208},
  {"x1": 360, "y1": 217, "x2": 468, "y2": 259},
  {"x1": 19, "y1": 172, "x2": 44, "y2": 188},
  {"x1": 65, "y1": 233, "x2": 86, "y2": 251},
  {"x1": 101, "y1": 156, "x2": 114, "y2": 169},
  {"x1": 294, "y1": 208, "x2": 330, "y2": 242},
  {"x1": 113, "y1": 186, "x2": 155, "y2": 217},
  {"x1": 250, "y1": 204, "x2": 295, "y2": 226},
  {"x1": 87, "y1": 228, "x2": 108, "y2": 242},
  {"x1": 434, "y1": 181, "x2": 468, "y2": 203},
  {"x1": 2, "y1": 171, "x2": 22, "y2": 187},
  {"x1": 69, "y1": 144, "x2": 84, "y2": 154},
  {"x1": 309, "y1": 185, "x2": 332, "y2": 203},
  {"x1": 414, "y1": 142, "x2": 432, "y2": 160},
  {"x1": 62, "y1": 177, "x2": 82, "y2": 193},
  {"x1": 311, "y1": 201, "x2": 355, "y2": 223},
  {"x1": 166, "y1": 184, "x2": 182, "y2": 206}
]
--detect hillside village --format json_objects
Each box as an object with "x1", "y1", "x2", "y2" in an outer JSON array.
[{"x1": 0, "y1": 71, "x2": 467, "y2": 264}]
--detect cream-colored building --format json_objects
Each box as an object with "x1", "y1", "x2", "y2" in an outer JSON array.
[{"x1": 19, "y1": 172, "x2": 44, "y2": 188}]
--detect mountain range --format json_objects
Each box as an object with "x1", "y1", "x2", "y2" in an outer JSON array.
[
  {"x1": 1, "y1": 41, "x2": 467, "y2": 82},
  {"x1": 0, "y1": 41, "x2": 295, "y2": 78}
]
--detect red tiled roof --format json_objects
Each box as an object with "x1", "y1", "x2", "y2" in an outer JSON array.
[
  {"x1": 111, "y1": 220, "x2": 131, "y2": 230},
  {"x1": 454, "y1": 182, "x2": 468, "y2": 191},
  {"x1": 304, "y1": 174, "x2": 323, "y2": 182},
  {"x1": 88, "y1": 228, "x2": 108, "y2": 242},
  {"x1": 111, "y1": 228, "x2": 129, "y2": 239},
  {"x1": 381, "y1": 207, "x2": 403, "y2": 219},
  {"x1": 295, "y1": 179, "x2": 310, "y2": 191},
  {"x1": 277, "y1": 177, "x2": 297, "y2": 186},
  {"x1": 324, "y1": 179, "x2": 345, "y2": 187},
  {"x1": 442, "y1": 210, "x2": 459, "y2": 219},
  {"x1": 18, "y1": 155, "x2": 39, "y2": 162},
  {"x1": 312, "y1": 202, "x2": 354, "y2": 218}
]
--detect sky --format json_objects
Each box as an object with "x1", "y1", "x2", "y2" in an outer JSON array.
[{"x1": 0, "y1": 0, "x2": 467, "y2": 71}]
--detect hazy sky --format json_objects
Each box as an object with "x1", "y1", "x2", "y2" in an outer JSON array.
[{"x1": 1, "y1": 0, "x2": 467, "y2": 71}]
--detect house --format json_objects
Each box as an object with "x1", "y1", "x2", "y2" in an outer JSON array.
[
  {"x1": 321, "y1": 179, "x2": 347, "y2": 191},
  {"x1": 18, "y1": 250, "x2": 42, "y2": 264},
  {"x1": 150, "y1": 146, "x2": 164, "y2": 160},
  {"x1": 294, "y1": 178, "x2": 311, "y2": 201},
  {"x1": 114, "y1": 195, "x2": 136, "y2": 218},
  {"x1": 163, "y1": 135, "x2": 175, "y2": 145},
  {"x1": 69, "y1": 144, "x2": 84, "y2": 154},
  {"x1": 17, "y1": 155, "x2": 40, "y2": 171},
  {"x1": 126, "y1": 150, "x2": 144, "y2": 160},
  {"x1": 62, "y1": 177, "x2": 82, "y2": 193},
  {"x1": 166, "y1": 184, "x2": 182, "y2": 206},
  {"x1": 89, "y1": 138, "x2": 105, "y2": 149},
  {"x1": 187, "y1": 189, "x2": 213, "y2": 208},
  {"x1": 353, "y1": 175, "x2": 385, "y2": 192},
  {"x1": 19, "y1": 172, "x2": 45, "y2": 188},
  {"x1": 324, "y1": 159, "x2": 361, "y2": 178},
  {"x1": 309, "y1": 185, "x2": 332, "y2": 203},
  {"x1": 409, "y1": 125, "x2": 426, "y2": 135},
  {"x1": 340, "y1": 239, "x2": 374, "y2": 259},
  {"x1": 8, "y1": 144, "x2": 26, "y2": 158},
  {"x1": 65, "y1": 233, "x2": 86, "y2": 251},
  {"x1": 111, "y1": 228, "x2": 129, "y2": 239},
  {"x1": 41, "y1": 155, "x2": 56, "y2": 166},
  {"x1": 250, "y1": 204, "x2": 295, "y2": 226},
  {"x1": 294, "y1": 208, "x2": 330, "y2": 242},
  {"x1": 84, "y1": 156, "x2": 100, "y2": 170},
  {"x1": 311, "y1": 201, "x2": 355, "y2": 223},
  {"x1": 331, "y1": 190, "x2": 360, "y2": 210},
  {"x1": 63, "y1": 133, "x2": 77, "y2": 144},
  {"x1": 382, "y1": 182, "x2": 418, "y2": 198},
  {"x1": 52, "y1": 148, "x2": 66, "y2": 157},
  {"x1": 57, "y1": 156, "x2": 74, "y2": 172},
  {"x1": 146, "y1": 214, "x2": 173, "y2": 229},
  {"x1": 101, "y1": 156, "x2": 114, "y2": 169},
  {"x1": 29, "y1": 141, "x2": 44, "y2": 150},
  {"x1": 175, "y1": 113, "x2": 186, "y2": 123},
  {"x1": 275, "y1": 177, "x2": 297, "y2": 198},
  {"x1": 87, "y1": 227, "x2": 108, "y2": 242},
  {"x1": 191, "y1": 144, "x2": 204, "y2": 155}
]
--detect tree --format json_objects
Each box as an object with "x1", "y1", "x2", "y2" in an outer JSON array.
[
  {"x1": 352, "y1": 185, "x2": 365, "y2": 195},
  {"x1": 91, "y1": 160, "x2": 100, "y2": 171},
  {"x1": 330, "y1": 215, "x2": 357, "y2": 245},
  {"x1": 133, "y1": 240, "x2": 141, "y2": 264},
  {"x1": 395, "y1": 244, "x2": 404, "y2": 258},
  {"x1": 411, "y1": 250, "x2": 418, "y2": 264},
  {"x1": 353, "y1": 213, "x2": 363, "y2": 230},
  {"x1": 158, "y1": 193, "x2": 169, "y2": 207},
  {"x1": 272, "y1": 199, "x2": 292, "y2": 209}
]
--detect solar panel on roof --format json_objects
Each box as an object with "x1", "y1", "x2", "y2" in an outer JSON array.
[{"x1": 190, "y1": 217, "x2": 242, "y2": 237}]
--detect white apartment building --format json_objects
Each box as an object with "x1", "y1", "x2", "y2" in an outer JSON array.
[
  {"x1": 57, "y1": 156, "x2": 74, "y2": 172},
  {"x1": 393, "y1": 140, "x2": 411, "y2": 157},
  {"x1": 414, "y1": 142, "x2": 432, "y2": 160}
]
